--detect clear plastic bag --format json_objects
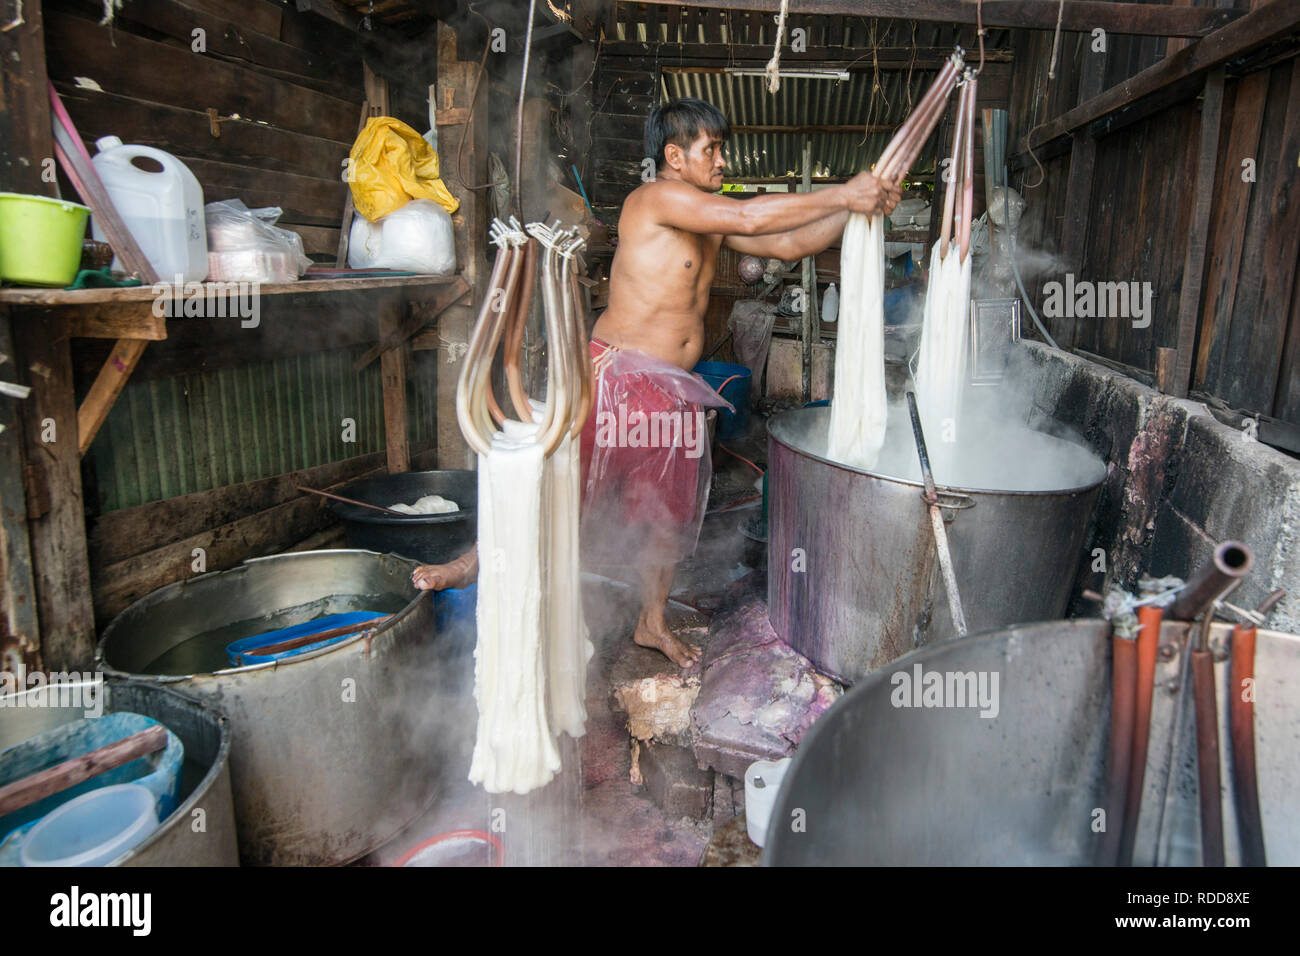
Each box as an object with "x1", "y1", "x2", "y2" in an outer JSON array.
[
  {"x1": 578, "y1": 345, "x2": 732, "y2": 567},
  {"x1": 205, "y1": 199, "x2": 311, "y2": 283}
]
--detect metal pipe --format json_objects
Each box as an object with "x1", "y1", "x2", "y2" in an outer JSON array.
[
  {"x1": 1167, "y1": 540, "x2": 1254, "y2": 621},
  {"x1": 905, "y1": 390, "x2": 968, "y2": 636},
  {"x1": 1098, "y1": 625, "x2": 1137, "y2": 866},
  {"x1": 1228, "y1": 587, "x2": 1282, "y2": 866},
  {"x1": 1192, "y1": 613, "x2": 1225, "y2": 866},
  {"x1": 1119, "y1": 602, "x2": 1163, "y2": 864}
]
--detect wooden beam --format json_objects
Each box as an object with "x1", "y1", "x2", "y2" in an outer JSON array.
[
  {"x1": 1019, "y1": 0, "x2": 1300, "y2": 157},
  {"x1": 77, "y1": 339, "x2": 150, "y2": 456},
  {"x1": 1172, "y1": 69, "x2": 1226, "y2": 398},
  {"x1": 436, "y1": 21, "x2": 488, "y2": 470},
  {"x1": 354, "y1": 276, "x2": 470, "y2": 371},
  {"x1": 634, "y1": 0, "x2": 1236, "y2": 38},
  {"x1": 0, "y1": 726, "x2": 166, "y2": 817},
  {"x1": 65, "y1": 307, "x2": 168, "y2": 341},
  {"x1": 0, "y1": 313, "x2": 41, "y2": 659},
  {"x1": 0, "y1": 0, "x2": 55, "y2": 197},
  {"x1": 12, "y1": 314, "x2": 95, "y2": 668},
  {"x1": 651, "y1": 45, "x2": 1013, "y2": 66}
]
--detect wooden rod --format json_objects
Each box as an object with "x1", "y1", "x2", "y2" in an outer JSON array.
[{"x1": 0, "y1": 725, "x2": 167, "y2": 817}]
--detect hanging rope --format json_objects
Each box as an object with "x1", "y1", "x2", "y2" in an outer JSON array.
[
  {"x1": 1047, "y1": 0, "x2": 1066, "y2": 79},
  {"x1": 975, "y1": 0, "x2": 987, "y2": 75},
  {"x1": 764, "y1": 0, "x2": 790, "y2": 94}
]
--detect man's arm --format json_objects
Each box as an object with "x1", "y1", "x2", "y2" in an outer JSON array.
[
  {"x1": 651, "y1": 169, "x2": 896, "y2": 238},
  {"x1": 724, "y1": 209, "x2": 850, "y2": 260}
]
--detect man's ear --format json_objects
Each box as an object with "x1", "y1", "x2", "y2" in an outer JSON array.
[{"x1": 663, "y1": 141, "x2": 684, "y2": 171}]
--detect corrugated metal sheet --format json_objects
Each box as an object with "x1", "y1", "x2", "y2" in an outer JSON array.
[
  {"x1": 663, "y1": 69, "x2": 941, "y2": 179},
  {"x1": 89, "y1": 348, "x2": 438, "y2": 512}
]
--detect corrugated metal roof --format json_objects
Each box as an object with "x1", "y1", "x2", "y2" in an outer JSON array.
[
  {"x1": 89, "y1": 348, "x2": 439, "y2": 512},
  {"x1": 663, "y1": 69, "x2": 941, "y2": 179}
]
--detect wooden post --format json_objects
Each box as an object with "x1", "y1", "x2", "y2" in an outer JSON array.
[
  {"x1": 379, "y1": 301, "x2": 411, "y2": 474},
  {"x1": 436, "y1": 21, "x2": 489, "y2": 470},
  {"x1": 11, "y1": 315, "x2": 95, "y2": 667},
  {"x1": 0, "y1": 311, "x2": 42, "y2": 672},
  {"x1": 1172, "y1": 68, "x2": 1225, "y2": 398},
  {"x1": 1155, "y1": 346, "x2": 1178, "y2": 393}
]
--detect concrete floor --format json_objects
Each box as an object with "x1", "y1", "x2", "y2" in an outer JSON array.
[{"x1": 362, "y1": 427, "x2": 769, "y2": 867}]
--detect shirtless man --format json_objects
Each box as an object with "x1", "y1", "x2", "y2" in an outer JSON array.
[{"x1": 413, "y1": 97, "x2": 900, "y2": 667}]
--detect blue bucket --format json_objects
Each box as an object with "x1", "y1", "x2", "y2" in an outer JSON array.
[
  {"x1": 694, "y1": 361, "x2": 751, "y2": 440},
  {"x1": 433, "y1": 584, "x2": 477, "y2": 633}
]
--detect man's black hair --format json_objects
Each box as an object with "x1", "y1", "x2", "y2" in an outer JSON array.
[{"x1": 645, "y1": 98, "x2": 730, "y2": 171}]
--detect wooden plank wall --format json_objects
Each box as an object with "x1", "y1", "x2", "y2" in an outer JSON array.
[
  {"x1": 1009, "y1": 22, "x2": 1300, "y2": 426},
  {"x1": 45, "y1": 0, "x2": 433, "y2": 259}
]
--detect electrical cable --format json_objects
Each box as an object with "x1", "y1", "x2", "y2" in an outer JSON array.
[{"x1": 514, "y1": 0, "x2": 538, "y2": 221}]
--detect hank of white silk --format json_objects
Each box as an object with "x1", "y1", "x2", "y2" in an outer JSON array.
[
  {"x1": 469, "y1": 414, "x2": 591, "y2": 795},
  {"x1": 915, "y1": 241, "x2": 972, "y2": 439},
  {"x1": 827, "y1": 212, "x2": 888, "y2": 471}
]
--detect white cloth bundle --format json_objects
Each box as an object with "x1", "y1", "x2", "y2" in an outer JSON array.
[
  {"x1": 827, "y1": 213, "x2": 888, "y2": 470},
  {"x1": 468, "y1": 413, "x2": 592, "y2": 794},
  {"x1": 914, "y1": 242, "x2": 972, "y2": 438},
  {"x1": 387, "y1": 494, "x2": 459, "y2": 515}
]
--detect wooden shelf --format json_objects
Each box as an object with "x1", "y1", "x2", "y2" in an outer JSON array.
[{"x1": 0, "y1": 273, "x2": 463, "y2": 308}]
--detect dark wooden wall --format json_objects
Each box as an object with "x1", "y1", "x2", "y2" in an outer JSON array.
[
  {"x1": 1009, "y1": 20, "x2": 1300, "y2": 427},
  {"x1": 46, "y1": 0, "x2": 434, "y2": 259}
]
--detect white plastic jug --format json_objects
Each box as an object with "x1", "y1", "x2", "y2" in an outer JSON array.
[
  {"x1": 822, "y1": 282, "x2": 839, "y2": 324},
  {"x1": 92, "y1": 136, "x2": 207, "y2": 282}
]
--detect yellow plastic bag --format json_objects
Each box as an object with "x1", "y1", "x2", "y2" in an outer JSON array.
[{"x1": 348, "y1": 116, "x2": 460, "y2": 221}]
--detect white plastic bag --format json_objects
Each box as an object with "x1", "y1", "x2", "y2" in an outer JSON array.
[{"x1": 347, "y1": 198, "x2": 456, "y2": 274}]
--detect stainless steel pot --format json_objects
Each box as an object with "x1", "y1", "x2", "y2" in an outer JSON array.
[
  {"x1": 0, "y1": 677, "x2": 239, "y2": 866},
  {"x1": 97, "y1": 550, "x2": 458, "y2": 866},
  {"x1": 764, "y1": 619, "x2": 1300, "y2": 866},
  {"x1": 767, "y1": 406, "x2": 1105, "y2": 683}
]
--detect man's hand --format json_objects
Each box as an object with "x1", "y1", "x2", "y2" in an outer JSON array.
[
  {"x1": 411, "y1": 546, "x2": 479, "y2": 591},
  {"x1": 843, "y1": 171, "x2": 902, "y2": 217}
]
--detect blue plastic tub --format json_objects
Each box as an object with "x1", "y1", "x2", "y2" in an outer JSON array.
[
  {"x1": 694, "y1": 361, "x2": 751, "y2": 440},
  {"x1": 0, "y1": 713, "x2": 183, "y2": 864},
  {"x1": 225, "y1": 610, "x2": 388, "y2": 666}
]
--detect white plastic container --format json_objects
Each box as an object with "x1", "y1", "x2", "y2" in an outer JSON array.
[
  {"x1": 20, "y1": 783, "x2": 159, "y2": 867},
  {"x1": 743, "y1": 756, "x2": 792, "y2": 848},
  {"x1": 91, "y1": 136, "x2": 207, "y2": 282},
  {"x1": 822, "y1": 282, "x2": 839, "y2": 324}
]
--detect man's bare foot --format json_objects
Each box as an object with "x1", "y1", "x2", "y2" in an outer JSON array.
[
  {"x1": 633, "y1": 619, "x2": 702, "y2": 668},
  {"x1": 411, "y1": 547, "x2": 479, "y2": 591}
]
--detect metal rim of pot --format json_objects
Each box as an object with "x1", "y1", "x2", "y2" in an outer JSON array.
[
  {"x1": 767, "y1": 407, "x2": 1108, "y2": 498},
  {"x1": 95, "y1": 549, "x2": 431, "y2": 682}
]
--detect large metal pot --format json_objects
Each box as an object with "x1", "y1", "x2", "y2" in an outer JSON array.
[
  {"x1": 767, "y1": 406, "x2": 1105, "y2": 683},
  {"x1": 97, "y1": 549, "x2": 460, "y2": 866},
  {"x1": 0, "y1": 678, "x2": 238, "y2": 866},
  {"x1": 764, "y1": 619, "x2": 1300, "y2": 866}
]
